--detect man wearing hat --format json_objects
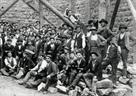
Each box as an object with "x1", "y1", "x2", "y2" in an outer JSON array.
[
  {"x1": 116, "y1": 24, "x2": 136, "y2": 77},
  {"x1": 87, "y1": 26, "x2": 106, "y2": 54},
  {"x1": 18, "y1": 54, "x2": 48, "y2": 86},
  {"x1": 98, "y1": 19, "x2": 114, "y2": 59},
  {"x1": 1, "y1": 38, "x2": 15, "y2": 74},
  {"x1": 68, "y1": 51, "x2": 86, "y2": 89},
  {"x1": 102, "y1": 37, "x2": 120, "y2": 84},
  {"x1": 85, "y1": 26, "x2": 106, "y2": 65},
  {"x1": 4, "y1": 52, "x2": 17, "y2": 76},
  {"x1": 82, "y1": 51, "x2": 102, "y2": 90},
  {"x1": 14, "y1": 39, "x2": 25, "y2": 60},
  {"x1": 98, "y1": 19, "x2": 114, "y2": 42},
  {"x1": 73, "y1": 25, "x2": 86, "y2": 50},
  {"x1": 38, "y1": 55, "x2": 58, "y2": 92}
]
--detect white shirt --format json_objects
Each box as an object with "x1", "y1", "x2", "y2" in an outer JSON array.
[
  {"x1": 69, "y1": 15, "x2": 77, "y2": 23},
  {"x1": 31, "y1": 60, "x2": 48, "y2": 73},
  {"x1": 87, "y1": 31, "x2": 92, "y2": 37},
  {"x1": 4, "y1": 57, "x2": 17, "y2": 68},
  {"x1": 120, "y1": 33, "x2": 125, "y2": 39},
  {"x1": 11, "y1": 38, "x2": 17, "y2": 46},
  {"x1": 91, "y1": 34, "x2": 98, "y2": 41}
]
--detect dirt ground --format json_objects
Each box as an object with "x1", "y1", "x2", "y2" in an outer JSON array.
[
  {"x1": 0, "y1": 75, "x2": 67, "y2": 96},
  {"x1": 0, "y1": 75, "x2": 136, "y2": 96}
]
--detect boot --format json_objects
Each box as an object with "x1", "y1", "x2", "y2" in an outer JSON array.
[
  {"x1": 0, "y1": 68, "x2": 9, "y2": 76},
  {"x1": 14, "y1": 69, "x2": 24, "y2": 79}
]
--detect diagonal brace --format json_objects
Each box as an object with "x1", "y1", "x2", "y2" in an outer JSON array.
[
  {"x1": 23, "y1": 0, "x2": 56, "y2": 27},
  {"x1": 0, "y1": 0, "x2": 19, "y2": 18}
]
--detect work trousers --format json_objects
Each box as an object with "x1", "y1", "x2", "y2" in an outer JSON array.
[{"x1": 102, "y1": 57, "x2": 120, "y2": 84}]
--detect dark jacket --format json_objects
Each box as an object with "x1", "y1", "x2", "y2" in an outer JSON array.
[
  {"x1": 47, "y1": 61, "x2": 58, "y2": 78},
  {"x1": 14, "y1": 45, "x2": 25, "y2": 57},
  {"x1": 98, "y1": 27, "x2": 114, "y2": 43},
  {"x1": 83, "y1": 58, "x2": 101, "y2": 75}
]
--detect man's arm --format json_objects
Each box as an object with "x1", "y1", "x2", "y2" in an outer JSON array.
[
  {"x1": 38, "y1": 60, "x2": 48, "y2": 73},
  {"x1": 48, "y1": 63, "x2": 58, "y2": 78},
  {"x1": 31, "y1": 63, "x2": 39, "y2": 71},
  {"x1": 82, "y1": 34, "x2": 86, "y2": 49},
  {"x1": 13, "y1": 58, "x2": 17, "y2": 68}
]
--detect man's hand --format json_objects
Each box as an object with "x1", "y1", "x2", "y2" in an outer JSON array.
[{"x1": 47, "y1": 75, "x2": 51, "y2": 79}]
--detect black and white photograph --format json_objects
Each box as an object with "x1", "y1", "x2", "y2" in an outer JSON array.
[{"x1": 0, "y1": 0, "x2": 136, "y2": 96}]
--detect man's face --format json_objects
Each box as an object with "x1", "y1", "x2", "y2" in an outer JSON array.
[
  {"x1": 100, "y1": 22, "x2": 106, "y2": 27},
  {"x1": 38, "y1": 56, "x2": 43, "y2": 60},
  {"x1": 91, "y1": 54, "x2": 97, "y2": 60},
  {"x1": 77, "y1": 53, "x2": 82, "y2": 59},
  {"x1": 76, "y1": 27, "x2": 81, "y2": 33},
  {"x1": 8, "y1": 52, "x2": 12, "y2": 57},
  {"x1": 70, "y1": 53, "x2": 75, "y2": 59},
  {"x1": 68, "y1": 10, "x2": 72, "y2": 16},
  {"x1": 120, "y1": 28, "x2": 126, "y2": 33},
  {"x1": 91, "y1": 30, "x2": 96, "y2": 35},
  {"x1": 46, "y1": 57, "x2": 51, "y2": 63},
  {"x1": 7, "y1": 41, "x2": 11, "y2": 45},
  {"x1": 18, "y1": 42, "x2": 22, "y2": 45}
]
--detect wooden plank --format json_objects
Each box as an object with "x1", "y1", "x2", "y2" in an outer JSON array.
[
  {"x1": 39, "y1": 1, "x2": 43, "y2": 29},
  {"x1": 0, "y1": 0, "x2": 19, "y2": 18},
  {"x1": 126, "y1": 0, "x2": 136, "y2": 21},
  {"x1": 109, "y1": 0, "x2": 121, "y2": 30},
  {"x1": 39, "y1": 0, "x2": 75, "y2": 28},
  {"x1": 23, "y1": 0, "x2": 56, "y2": 27},
  {"x1": 99, "y1": 0, "x2": 107, "y2": 20}
]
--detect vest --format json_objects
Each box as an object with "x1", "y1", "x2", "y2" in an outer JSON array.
[
  {"x1": 118, "y1": 35, "x2": 126, "y2": 49},
  {"x1": 75, "y1": 33, "x2": 82, "y2": 48},
  {"x1": 107, "y1": 44, "x2": 118, "y2": 59},
  {"x1": 7, "y1": 57, "x2": 14, "y2": 67}
]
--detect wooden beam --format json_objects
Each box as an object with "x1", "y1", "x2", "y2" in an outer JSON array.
[
  {"x1": 39, "y1": 0, "x2": 43, "y2": 29},
  {"x1": 39, "y1": 0, "x2": 75, "y2": 28},
  {"x1": 23, "y1": 0, "x2": 56, "y2": 27},
  {"x1": 126, "y1": 0, "x2": 136, "y2": 21},
  {"x1": 109, "y1": 0, "x2": 121, "y2": 30},
  {"x1": 99, "y1": 0, "x2": 107, "y2": 20},
  {"x1": 0, "y1": 0, "x2": 19, "y2": 18}
]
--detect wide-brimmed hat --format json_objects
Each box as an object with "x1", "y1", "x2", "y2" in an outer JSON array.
[
  {"x1": 99, "y1": 19, "x2": 108, "y2": 24},
  {"x1": 46, "y1": 55, "x2": 52, "y2": 58},
  {"x1": 7, "y1": 39, "x2": 12, "y2": 42},
  {"x1": 119, "y1": 24, "x2": 127, "y2": 30},
  {"x1": 88, "y1": 20, "x2": 95, "y2": 25},
  {"x1": 90, "y1": 51, "x2": 99, "y2": 57}
]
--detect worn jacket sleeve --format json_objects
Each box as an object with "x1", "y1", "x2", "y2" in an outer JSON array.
[{"x1": 49, "y1": 63, "x2": 58, "y2": 77}]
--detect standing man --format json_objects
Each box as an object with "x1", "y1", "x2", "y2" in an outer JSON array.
[
  {"x1": 116, "y1": 24, "x2": 136, "y2": 77},
  {"x1": 102, "y1": 38, "x2": 120, "y2": 84},
  {"x1": 74, "y1": 25, "x2": 86, "y2": 50},
  {"x1": 98, "y1": 19, "x2": 114, "y2": 58}
]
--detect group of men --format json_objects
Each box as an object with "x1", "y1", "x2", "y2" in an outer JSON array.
[{"x1": 0, "y1": 15, "x2": 135, "y2": 93}]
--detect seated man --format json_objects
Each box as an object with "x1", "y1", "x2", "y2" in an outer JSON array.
[
  {"x1": 68, "y1": 52, "x2": 86, "y2": 89},
  {"x1": 18, "y1": 54, "x2": 48, "y2": 87},
  {"x1": 4, "y1": 52, "x2": 17, "y2": 76},
  {"x1": 38, "y1": 55, "x2": 58, "y2": 92},
  {"x1": 14, "y1": 51, "x2": 36, "y2": 79},
  {"x1": 83, "y1": 52, "x2": 102, "y2": 90}
]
